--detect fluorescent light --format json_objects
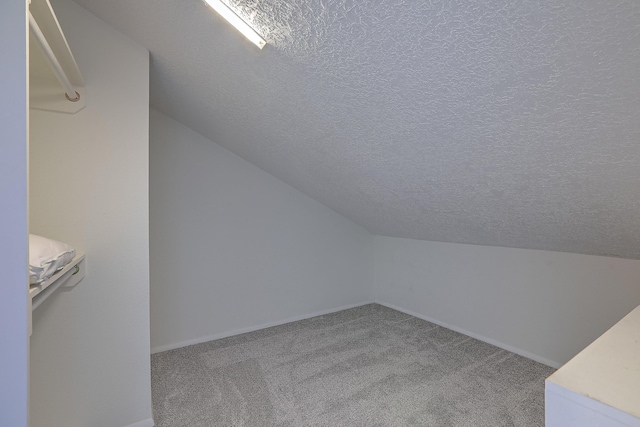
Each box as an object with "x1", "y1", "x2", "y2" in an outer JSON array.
[{"x1": 203, "y1": 0, "x2": 266, "y2": 49}]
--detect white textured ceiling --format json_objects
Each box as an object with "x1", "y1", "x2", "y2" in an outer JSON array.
[{"x1": 69, "y1": 0, "x2": 640, "y2": 258}]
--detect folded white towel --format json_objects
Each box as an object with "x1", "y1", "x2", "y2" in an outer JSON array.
[{"x1": 29, "y1": 234, "x2": 76, "y2": 285}]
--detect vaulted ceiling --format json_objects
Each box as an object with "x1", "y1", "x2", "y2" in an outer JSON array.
[{"x1": 69, "y1": 0, "x2": 640, "y2": 259}]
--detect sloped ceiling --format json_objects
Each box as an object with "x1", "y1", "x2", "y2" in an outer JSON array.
[{"x1": 69, "y1": 0, "x2": 640, "y2": 258}]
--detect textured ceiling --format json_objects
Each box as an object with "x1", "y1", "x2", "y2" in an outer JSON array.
[{"x1": 69, "y1": 0, "x2": 640, "y2": 258}]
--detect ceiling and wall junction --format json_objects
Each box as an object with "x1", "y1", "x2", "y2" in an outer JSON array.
[{"x1": 71, "y1": 0, "x2": 640, "y2": 258}]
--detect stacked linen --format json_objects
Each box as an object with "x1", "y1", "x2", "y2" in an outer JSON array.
[{"x1": 29, "y1": 234, "x2": 76, "y2": 285}]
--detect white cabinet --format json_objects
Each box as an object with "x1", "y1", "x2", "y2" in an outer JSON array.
[{"x1": 546, "y1": 306, "x2": 640, "y2": 426}]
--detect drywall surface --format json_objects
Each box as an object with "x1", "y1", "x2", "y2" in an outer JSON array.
[
  {"x1": 149, "y1": 109, "x2": 373, "y2": 351},
  {"x1": 28, "y1": 0, "x2": 152, "y2": 426},
  {"x1": 0, "y1": 1, "x2": 29, "y2": 426},
  {"x1": 374, "y1": 236, "x2": 640, "y2": 367},
  {"x1": 72, "y1": 0, "x2": 640, "y2": 259}
]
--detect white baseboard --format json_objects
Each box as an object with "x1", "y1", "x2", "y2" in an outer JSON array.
[
  {"x1": 124, "y1": 417, "x2": 154, "y2": 427},
  {"x1": 150, "y1": 299, "x2": 561, "y2": 369},
  {"x1": 151, "y1": 301, "x2": 375, "y2": 354},
  {"x1": 376, "y1": 301, "x2": 563, "y2": 369}
]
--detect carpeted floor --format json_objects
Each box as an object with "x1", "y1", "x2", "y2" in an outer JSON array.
[{"x1": 151, "y1": 304, "x2": 554, "y2": 426}]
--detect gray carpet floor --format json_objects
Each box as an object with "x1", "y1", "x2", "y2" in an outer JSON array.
[{"x1": 151, "y1": 304, "x2": 554, "y2": 426}]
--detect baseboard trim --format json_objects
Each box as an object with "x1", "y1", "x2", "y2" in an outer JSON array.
[
  {"x1": 376, "y1": 301, "x2": 563, "y2": 369},
  {"x1": 151, "y1": 299, "x2": 562, "y2": 368},
  {"x1": 124, "y1": 417, "x2": 154, "y2": 427},
  {"x1": 151, "y1": 301, "x2": 376, "y2": 354}
]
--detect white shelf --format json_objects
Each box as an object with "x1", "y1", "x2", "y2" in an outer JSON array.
[
  {"x1": 546, "y1": 305, "x2": 640, "y2": 426},
  {"x1": 30, "y1": 252, "x2": 85, "y2": 311}
]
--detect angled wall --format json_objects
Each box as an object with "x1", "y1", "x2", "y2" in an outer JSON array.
[
  {"x1": 149, "y1": 107, "x2": 640, "y2": 369},
  {"x1": 29, "y1": 0, "x2": 152, "y2": 425},
  {"x1": 149, "y1": 109, "x2": 374, "y2": 352}
]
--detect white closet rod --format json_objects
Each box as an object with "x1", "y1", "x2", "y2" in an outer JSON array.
[{"x1": 29, "y1": 11, "x2": 79, "y2": 102}]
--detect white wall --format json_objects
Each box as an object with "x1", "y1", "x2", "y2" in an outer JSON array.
[
  {"x1": 0, "y1": 1, "x2": 29, "y2": 426},
  {"x1": 28, "y1": 0, "x2": 152, "y2": 426},
  {"x1": 149, "y1": 109, "x2": 374, "y2": 352},
  {"x1": 374, "y1": 236, "x2": 640, "y2": 367},
  {"x1": 149, "y1": 104, "x2": 640, "y2": 368}
]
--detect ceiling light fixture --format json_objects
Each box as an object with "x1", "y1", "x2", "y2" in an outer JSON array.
[{"x1": 203, "y1": 0, "x2": 266, "y2": 49}]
